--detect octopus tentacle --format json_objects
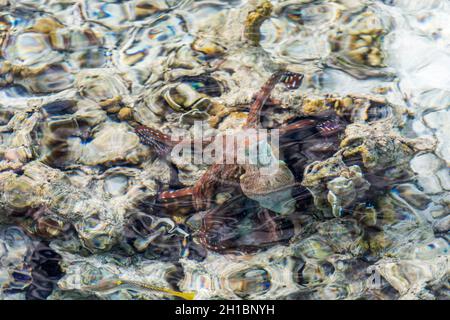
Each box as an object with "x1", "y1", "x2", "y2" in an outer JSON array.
[
  {"x1": 278, "y1": 119, "x2": 316, "y2": 136},
  {"x1": 192, "y1": 163, "x2": 242, "y2": 210},
  {"x1": 315, "y1": 119, "x2": 345, "y2": 137},
  {"x1": 159, "y1": 187, "x2": 194, "y2": 201},
  {"x1": 280, "y1": 71, "x2": 304, "y2": 90},
  {"x1": 246, "y1": 71, "x2": 298, "y2": 127}
]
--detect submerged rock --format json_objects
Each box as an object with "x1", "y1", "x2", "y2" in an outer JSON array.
[{"x1": 0, "y1": 0, "x2": 447, "y2": 301}]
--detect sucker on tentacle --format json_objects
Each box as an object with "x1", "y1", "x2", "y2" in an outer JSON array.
[
  {"x1": 316, "y1": 119, "x2": 345, "y2": 137},
  {"x1": 281, "y1": 71, "x2": 304, "y2": 90},
  {"x1": 159, "y1": 187, "x2": 194, "y2": 201},
  {"x1": 278, "y1": 119, "x2": 316, "y2": 136},
  {"x1": 134, "y1": 125, "x2": 175, "y2": 156}
]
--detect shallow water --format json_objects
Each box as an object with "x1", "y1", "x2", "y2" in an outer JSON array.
[{"x1": 0, "y1": 0, "x2": 448, "y2": 300}]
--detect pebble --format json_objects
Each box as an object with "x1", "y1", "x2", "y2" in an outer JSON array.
[
  {"x1": 436, "y1": 168, "x2": 450, "y2": 190},
  {"x1": 410, "y1": 153, "x2": 441, "y2": 174},
  {"x1": 424, "y1": 110, "x2": 450, "y2": 163}
]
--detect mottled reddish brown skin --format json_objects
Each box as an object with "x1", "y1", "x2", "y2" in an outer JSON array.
[
  {"x1": 134, "y1": 125, "x2": 175, "y2": 156},
  {"x1": 315, "y1": 119, "x2": 345, "y2": 137},
  {"x1": 133, "y1": 71, "x2": 347, "y2": 253}
]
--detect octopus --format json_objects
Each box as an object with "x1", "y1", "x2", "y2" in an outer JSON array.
[
  {"x1": 133, "y1": 70, "x2": 347, "y2": 253},
  {"x1": 134, "y1": 125, "x2": 175, "y2": 157}
]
